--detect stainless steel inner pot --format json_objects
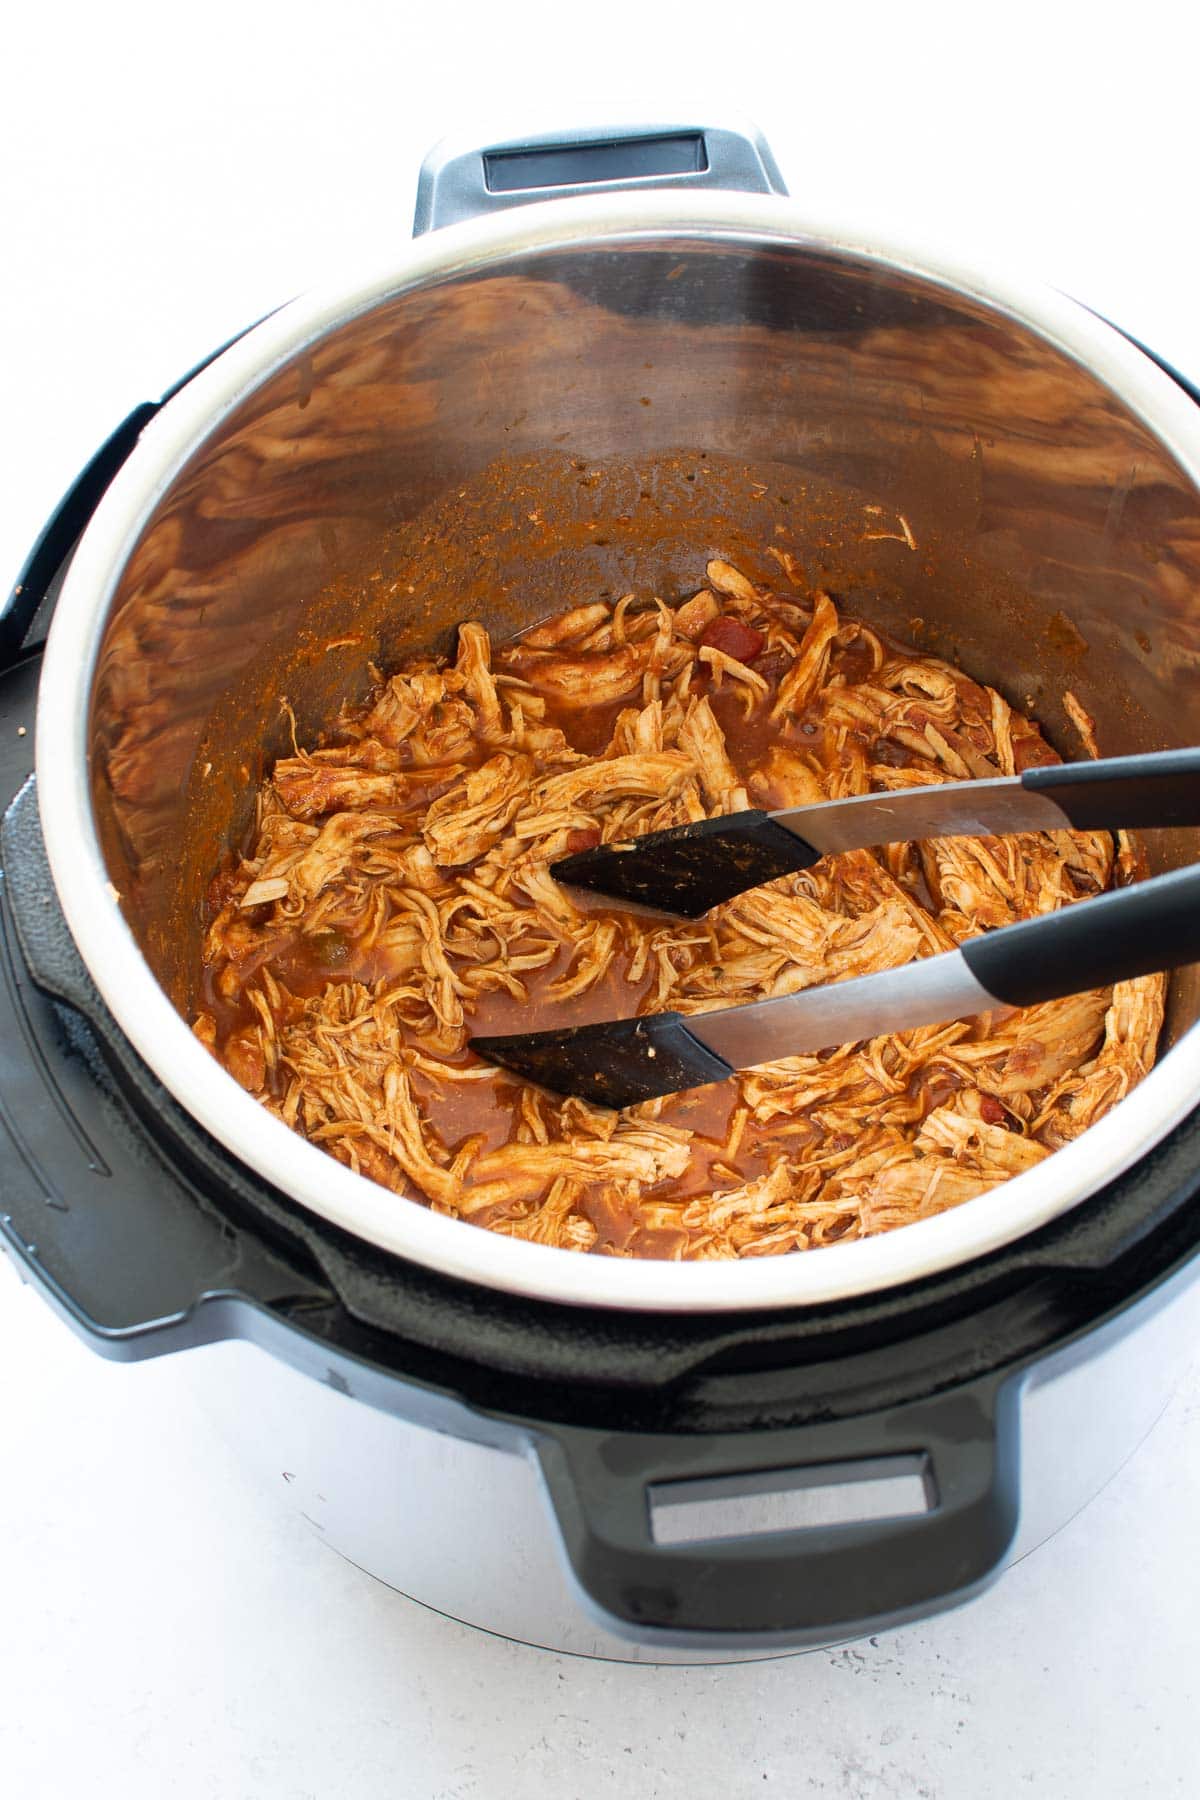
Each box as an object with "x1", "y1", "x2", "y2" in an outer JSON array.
[{"x1": 35, "y1": 187, "x2": 1200, "y2": 1313}]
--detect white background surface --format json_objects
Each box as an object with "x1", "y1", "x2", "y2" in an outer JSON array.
[{"x1": 3, "y1": 2, "x2": 1200, "y2": 1793}]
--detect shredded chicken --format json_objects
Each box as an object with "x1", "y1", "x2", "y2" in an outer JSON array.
[{"x1": 196, "y1": 558, "x2": 1164, "y2": 1261}]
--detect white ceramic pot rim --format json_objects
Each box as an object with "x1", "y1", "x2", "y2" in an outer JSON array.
[{"x1": 35, "y1": 188, "x2": 1200, "y2": 1314}]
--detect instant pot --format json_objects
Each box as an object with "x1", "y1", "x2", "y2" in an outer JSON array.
[{"x1": 3, "y1": 118, "x2": 1199, "y2": 1662}]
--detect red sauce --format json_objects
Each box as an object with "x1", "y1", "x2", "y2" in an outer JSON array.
[{"x1": 699, "y1": 616, "x2": 765, "y2": 662}]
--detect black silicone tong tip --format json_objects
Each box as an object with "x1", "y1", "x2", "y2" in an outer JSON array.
[
  {"x1": 550, "y1": 812, "x2": 819, "y2": 917},
  {"x1": 469, "y1": 1012, "x2": 734, "y2": 1108}
]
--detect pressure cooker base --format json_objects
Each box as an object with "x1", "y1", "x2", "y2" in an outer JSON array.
[{"x1": 177, "y1": 1263, "x2": 1199, "y2": 1660}]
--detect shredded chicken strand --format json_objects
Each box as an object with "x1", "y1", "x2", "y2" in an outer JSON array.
[{"x1": 197, "y1": 557, "x2": 1163, "y2": 1260}]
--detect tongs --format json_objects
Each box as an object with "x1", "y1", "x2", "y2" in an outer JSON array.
[
  {"x1": 470, "y1": 750, "x2": 1200, "y2": 1107},
  {"x1": 548, "y1": 749, "x2": 1200, "y2": 917}
]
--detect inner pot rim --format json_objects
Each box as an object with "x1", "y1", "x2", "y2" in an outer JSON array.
[{"x1": 34, "y1": 189, "x2": 1200, "y2": 1315}]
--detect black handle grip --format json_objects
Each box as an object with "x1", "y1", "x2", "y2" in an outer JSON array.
[
  {"x1": 413, "y1": 117, "x2": 787, "y2": 235},
  {"x1": 535, "y1": 1373, "x2": 1020, "y2": 1640},
  {"x1": 962, "y1": 864, "x2": 1200, "y2": 1010},
  {"x1": 1023, "y1": 749, "x2": 1200, "y2": 830}
]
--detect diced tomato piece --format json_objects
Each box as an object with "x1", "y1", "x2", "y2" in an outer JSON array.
[
  {"x1": 564, "y1": 827, "x2": 601, "y2": 855},
  {"x1": 699, "y1": 616, "x2": 765, "y2": 663},
  {"x1": 979, "y1": 1094, "x2": 1007, "y2": 1125}
]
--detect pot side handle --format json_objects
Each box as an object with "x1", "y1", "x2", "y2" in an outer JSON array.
[
  {"x1": 534, "y1": 1374, "x2": 1021, "y2": 1641},
  {"x1": 413, "y1": 116, "x2": 787, "y2": 236}
]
